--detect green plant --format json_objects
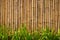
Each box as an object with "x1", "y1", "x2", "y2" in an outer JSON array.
[
  {"x1": 40, "y1": 28, "x2": 60, "y2": 40},
  {"x1": 0, "y1": 24, "x2": 60, "y2": 40},
  {"x1": 32, "y1": 31, "x2": 40, "y2": 40},
  {"x1": 17, "y1": 24, "x2": 32, "y2": 40},
  {"x1": 0, "y1": 25, "x2": 8, "y2": 40}
]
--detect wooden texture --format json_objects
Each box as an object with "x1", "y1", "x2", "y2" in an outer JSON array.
[{"x1": 0, "y1": 0, "x2": 60, "y2": 32}]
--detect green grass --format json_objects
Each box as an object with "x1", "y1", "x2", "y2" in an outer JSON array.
[{"x1": 0, "y1": 24, "x2": 60, "y2": 40}]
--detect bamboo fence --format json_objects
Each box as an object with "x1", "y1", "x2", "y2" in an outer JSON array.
[{"x1": 0, "y1": 0, "x2": 60, "y2": 32}]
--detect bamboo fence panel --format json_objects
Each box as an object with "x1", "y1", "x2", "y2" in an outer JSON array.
[{"x1": 0, "y1": 0, "x2": 60, "y2": 32}]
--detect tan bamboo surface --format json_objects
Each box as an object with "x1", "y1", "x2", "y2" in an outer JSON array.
[{"x1": 0, "y1": 0, "x2": 60, "y2": 32}]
